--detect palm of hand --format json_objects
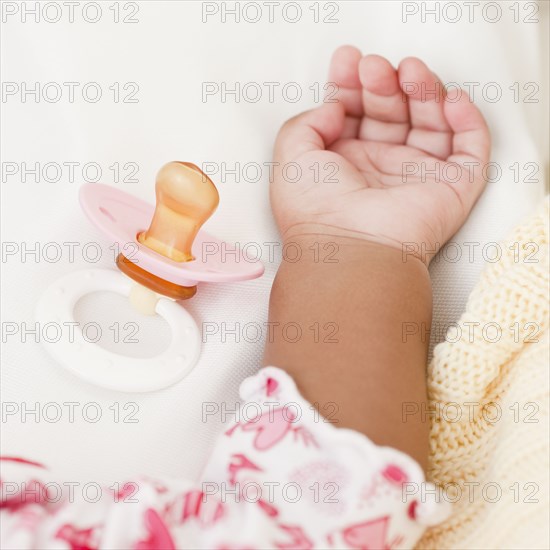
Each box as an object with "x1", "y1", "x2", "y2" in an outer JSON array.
[{"x1": 272, "y1": 48, "x2": 490, "y2": 260}]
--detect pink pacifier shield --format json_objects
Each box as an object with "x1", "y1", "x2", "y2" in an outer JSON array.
[{"x1": 80, "y1": 183, "x2": 264, "y2": 287}]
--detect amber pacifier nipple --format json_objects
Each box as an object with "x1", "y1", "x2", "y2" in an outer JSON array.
[
  {"x1": 116, "y1": 162, "x2": 219, "y2": 299},
  {"x1": 139, "y1": 162, "x2": 219, "y2": 261}
]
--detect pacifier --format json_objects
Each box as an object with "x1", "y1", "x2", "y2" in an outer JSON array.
[{"x1": 36, "y1": 162, "x2": 264, "y2": 392}]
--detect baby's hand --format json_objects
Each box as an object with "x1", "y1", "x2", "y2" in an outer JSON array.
[{"x1": 272, "y1": 46, "x2": 490, "y2": 263}]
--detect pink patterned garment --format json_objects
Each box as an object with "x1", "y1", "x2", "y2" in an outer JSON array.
[{"x1": 0, "y1": 367, "x2": 450, "y2": 549}]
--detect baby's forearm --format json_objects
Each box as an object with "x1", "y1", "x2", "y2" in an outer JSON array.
[{"x1": 264, "y1": 234, "x2": 432, "y2": 470}]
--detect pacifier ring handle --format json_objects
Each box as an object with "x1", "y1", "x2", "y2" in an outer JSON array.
[
  {"x1": 116, "y1": 253, "x2": 197, "y2": 301},
  {"x1": 35, "y1": 269, "x2": 201, "y2": 393}
]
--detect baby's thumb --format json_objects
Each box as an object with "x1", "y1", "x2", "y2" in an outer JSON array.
[{"x1": 273, "y1": 101, "x2": 345, "y2": 164}]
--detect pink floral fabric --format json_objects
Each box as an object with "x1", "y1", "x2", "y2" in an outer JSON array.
[{"x1": 0, "y1": 367, "x2": 449, "y2": 549}]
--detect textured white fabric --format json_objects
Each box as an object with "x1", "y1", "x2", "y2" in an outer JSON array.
[{"x1": 1, "y1": 1, "x2": 548, "y2": 487}]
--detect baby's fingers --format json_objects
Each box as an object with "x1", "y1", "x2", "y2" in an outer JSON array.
[
  {"x1": 273, "y1": 102, "x2": 345, "y2": 164},
  {"x1": 445, "y1": 89, "x2": 491, "y2": 208},
  {"x1": 446, "y1": 90, "x2": 490, "y2": 164}
]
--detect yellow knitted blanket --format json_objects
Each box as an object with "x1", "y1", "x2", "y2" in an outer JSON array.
[{"x1": 419, "y1": 198, "x2": 549, "y2": 550}]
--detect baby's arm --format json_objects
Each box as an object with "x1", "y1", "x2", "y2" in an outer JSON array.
[
  {"x1": 264, "y1": 236, "x2": 432, "y2": 470},
  {"x1": 265, "y1": 46, "x2": 490, "y2": 471}
]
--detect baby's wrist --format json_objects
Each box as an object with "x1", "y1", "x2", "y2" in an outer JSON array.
[{"x1": 278, "y1": 224, "x2": 428, "y2": 270}]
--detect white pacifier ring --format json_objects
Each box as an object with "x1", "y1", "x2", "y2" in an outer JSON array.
[{"x1": 36, "y1": 269, "x2": 201, "y2": 393}]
